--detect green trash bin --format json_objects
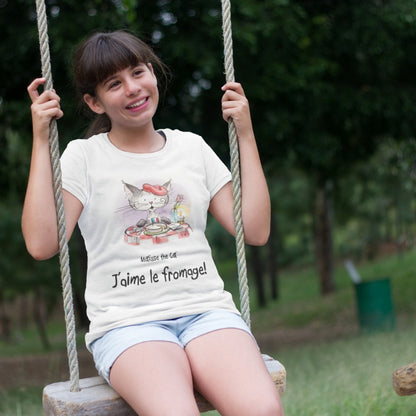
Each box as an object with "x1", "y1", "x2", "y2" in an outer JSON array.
[{"x1": 354, "y1": 278, "x2": 395, "y2": 332}]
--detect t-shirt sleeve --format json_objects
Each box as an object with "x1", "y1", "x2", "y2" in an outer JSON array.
[
  {"x1": 200, "y1": 138, "x2": 231, "y2": 199},
  {"x1": 60, "y1": 140, "x2": 89, "y2": 206}
]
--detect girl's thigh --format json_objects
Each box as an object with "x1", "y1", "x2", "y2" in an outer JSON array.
[
  {"x1": 109, "y1": 341, "x2": 200, "y2": 416},
  {"x1": 185, "y1": 329, "x2": 284, "y2": 416}
]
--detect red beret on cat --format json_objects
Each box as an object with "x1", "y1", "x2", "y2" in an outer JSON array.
[{"x1": 143, "y1": 183, "x2": 168, "y2": 196}]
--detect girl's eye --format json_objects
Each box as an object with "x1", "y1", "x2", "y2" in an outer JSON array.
[{"x1": 109, "y1": 80, "x2": 121, "y2": 89}]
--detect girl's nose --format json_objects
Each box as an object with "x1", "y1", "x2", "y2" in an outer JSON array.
[{"x1": 125, "y1": 79, "x2": 140, "y2": 96}]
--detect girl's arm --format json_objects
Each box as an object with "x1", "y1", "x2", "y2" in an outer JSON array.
[
  {"x1": 22, "y1": 78, "x2": 82, "y2": 260},
  {"x1": 209, "y1": 82, "x2": 271, "y2": 246}
]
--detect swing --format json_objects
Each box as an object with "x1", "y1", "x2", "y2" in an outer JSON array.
[
  {"x1": 36, "y1": 0, "x2": 286, "y2": 414},
  {"x1": 393, "y1": 362, "x2": 416, "y2": 396}
]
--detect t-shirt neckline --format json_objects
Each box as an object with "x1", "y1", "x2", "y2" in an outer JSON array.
[{"x1": 103, "y1": 129, "x2": 169, "y2": 158}]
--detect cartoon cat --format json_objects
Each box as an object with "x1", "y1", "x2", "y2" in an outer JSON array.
[{"x1": 122, "y1": 180, "x2": 172, "y2": 227}]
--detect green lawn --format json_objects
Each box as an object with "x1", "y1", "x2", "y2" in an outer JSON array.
[
  {"x1": 202, "y1": 326, "x2": 416, "y2": 416},
  {"x1": 0, "y1": 387, "x2": 44, "y2": 416},
  {"x1": 279, "y1": 326, "x2": 415, "y2": 416}
]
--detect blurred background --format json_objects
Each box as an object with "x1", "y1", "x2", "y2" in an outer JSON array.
[{"x1": 1, "y1": 1, "x2": 416, "y2": 414}]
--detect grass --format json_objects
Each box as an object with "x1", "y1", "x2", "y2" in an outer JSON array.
[
  {"x1": 202, "y1": 326, "x2": 416, "y2": 416},
  {"x1": 1, "y1": 249, "x2": 416, "y2": 415},
  {"x1": 279, "y1": 326, "x2": 416, "y2": 416},
  {"x1": 0, "y1": 387, "x2": 43, "y2": 416}
]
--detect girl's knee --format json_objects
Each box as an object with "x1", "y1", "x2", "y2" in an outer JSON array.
[
  {"x1": 249, "y1": 394, "x2": 284, "y2": 416},
  {"x1": 163, "y1": 404, "x2": 200, "y2": 416},
  {"x1": 223, "y1": 394, "x2": 284, "y2": 416}
]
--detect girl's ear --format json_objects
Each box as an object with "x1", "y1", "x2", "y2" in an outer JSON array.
[{"x1": 83, "y1": 94, "x2": 105, "y2": 114}]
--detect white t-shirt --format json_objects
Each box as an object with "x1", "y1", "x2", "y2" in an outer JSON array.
[{"x1": 60, "y1": 129, "x2": 239, "y2": 348}]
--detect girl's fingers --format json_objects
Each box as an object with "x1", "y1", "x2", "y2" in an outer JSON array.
[
  {"x1": 221, "y1": 83, "x2": 247, "y2": 109},
  {"x1": 221, "y1": 86, "x2": 249, "y2": 120},
  {"x1": 220, "y1": 83, "x2": 253, "y2": 136},
  {"x1": 221, "y1": 81, "x2": 245, "y2": 95},
  {"x1": 28, "y1": 78, "x2": 61, "y2": 105},
  {"x1": 29, "y1": 78, "x2": 64, "y2": 127},
  {"x1": 27, "y1": 78, "x2": 46, "y2": 102},
  {"x1": 38, "y1": 100, "x2": 63, "y2": 118}
]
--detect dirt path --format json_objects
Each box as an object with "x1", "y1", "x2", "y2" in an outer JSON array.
[
  {"x1": 254, "y1": 322, "x2": 359, "y2": 352},
  {"x1": 0, "y1": 323, "x2": 359, "y2": 391},
  {"x1": 0, "y1": 349, "x2": 96, "y2": 390}
]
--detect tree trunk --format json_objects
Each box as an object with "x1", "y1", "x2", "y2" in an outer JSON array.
[
  {"x1": 315, "y1": 181, "x2": 335, "y2": 295},
  {"x1": 18, "y1": 295, "x2": 29, "y2": 332},
  {"x1": 33, "y1": 288, "x2": 51, "y2": 350},
  {"x1": 74, "y1": 226, "x2": 89, "y2": 329},
  {"x1": 250, "y1": 246, "x2": 266, "y2": 307},
  {"x1": 0, "y1": 301, "x2": 11, "y2": 342},
  {"x1": 268, "y1": 214, "x2": 279, "y2": 300}
]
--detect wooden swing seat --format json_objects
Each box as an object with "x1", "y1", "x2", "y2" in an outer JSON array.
[
  {"x1": 392, "y1": 362, "x2": 416, "y2": 396},
  {"x1": 43, "y1": 354, "x2": 286, "y2": 415}
]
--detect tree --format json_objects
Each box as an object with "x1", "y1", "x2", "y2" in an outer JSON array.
[
  {"x1": 2, "y1": 0, "x2": 416, "y2": 313},
  {"x1": 275, "y1": 0, "x2": 416, "y2": 294}
]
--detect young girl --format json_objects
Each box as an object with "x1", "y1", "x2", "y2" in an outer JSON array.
[{"x1": 23, "y1": 30, "x2": 284, "y2": 416}]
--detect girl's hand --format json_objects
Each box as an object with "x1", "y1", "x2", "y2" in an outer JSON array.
[
  {"x1": 217, "y1": 82, "x2": 270, "y2": 245},
  {"x1": 221, "y1": 82, "x2": 254, "y2": 139},
  {"x1": 27, "y1": 78, "x2": 63, "y2": 139}
]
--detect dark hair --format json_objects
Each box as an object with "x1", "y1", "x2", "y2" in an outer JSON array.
[{"x1": 73, "y1": 30, "x2": 169, "y2": 137}]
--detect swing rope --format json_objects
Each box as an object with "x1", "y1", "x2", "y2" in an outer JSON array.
[
  {"x1": 35, "y1": 0, "x2": 250, "y2": 394},
  {"x1": 35, "y1": 0, "x2": 80, "y2": 393},
  {"x1": 221, "y1": 0, "x2": 251, "y2": 329}
]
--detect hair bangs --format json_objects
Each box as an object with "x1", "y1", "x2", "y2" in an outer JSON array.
[
  {"x1": 75, "y1": 31, "x2": 154, "y2": 96},
  {"x1": 90, "y1": 36, "x2": 147, "y2": 87}
]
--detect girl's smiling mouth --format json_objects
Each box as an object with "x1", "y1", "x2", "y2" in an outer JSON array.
[{"x1": 126, "y1": 97, "x2": 148, "y2": 110}]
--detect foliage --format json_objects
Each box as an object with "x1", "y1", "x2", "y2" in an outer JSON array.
[
  {"x1": 288, "y1": 0, "x2": 416, "y2": 182},
  {"x1": 0, "y1": 201, "x2": 60, "y2": 305},
  {"x1": 2, "y1": 0, "x2": 416, "y2": 310},
  {"x1": 335, "y1": 139, "x2": 416, "y2": 260}
]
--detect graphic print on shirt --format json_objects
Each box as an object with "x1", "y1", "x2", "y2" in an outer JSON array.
[{"x1": 121, "y1": 179, "x2": 192, "y2": 245}]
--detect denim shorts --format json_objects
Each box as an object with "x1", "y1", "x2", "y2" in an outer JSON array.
[{"x1": 89, "y1": 310, "x2": 253, "y2": 384}]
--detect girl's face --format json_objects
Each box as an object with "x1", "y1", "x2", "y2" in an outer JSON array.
[{"x1": 84, "y1": 63, "x2": 159, "y2": 132}]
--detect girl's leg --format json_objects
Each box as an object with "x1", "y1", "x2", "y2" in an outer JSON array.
[
  {"x1": 185, "y1": 329, "x2": 284, "y2": 416},
  {"x1": 109, "y1": 341, "x2": 200, "y2": 416}
]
